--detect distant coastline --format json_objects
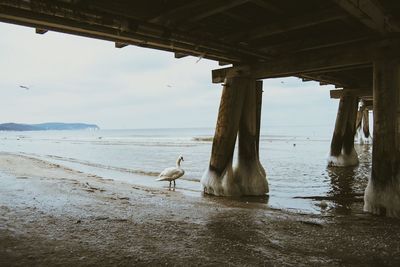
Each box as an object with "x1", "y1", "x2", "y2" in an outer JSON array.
[{"x1": 0, "y1": 122, "x2": 100, "y2": 131}]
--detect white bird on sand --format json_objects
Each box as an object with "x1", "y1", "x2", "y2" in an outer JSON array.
[{"x1": 156, "y1": 155, "x2": 185, "y2": 188}]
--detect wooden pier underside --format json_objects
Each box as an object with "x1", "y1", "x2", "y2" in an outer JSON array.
[{"x1": 0, "y1": 0, "x2": 399, "y2": 96}]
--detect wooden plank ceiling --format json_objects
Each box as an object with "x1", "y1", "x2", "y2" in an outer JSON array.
[{"x1": 0, "y1": 0, "x2": 399, "y2": 96}]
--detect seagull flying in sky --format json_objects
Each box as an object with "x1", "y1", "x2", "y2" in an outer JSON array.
[{"x1": 19, "y1": 85, "x2": 30, "y2": 90}]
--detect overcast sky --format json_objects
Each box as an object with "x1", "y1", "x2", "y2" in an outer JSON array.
[{"x1": 0, "y1": 22, "x2": 339, "y2": 130}]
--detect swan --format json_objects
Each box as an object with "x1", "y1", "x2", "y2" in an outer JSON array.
[{"x1": 156, "y1": 155, "x2": 185, "y2": 188}]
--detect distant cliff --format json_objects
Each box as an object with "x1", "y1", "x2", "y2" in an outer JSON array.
[{"x1": 0, "y1": 122, "x2": 100, "y2": 131}]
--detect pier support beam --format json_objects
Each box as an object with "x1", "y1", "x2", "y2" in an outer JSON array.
[
  {"x1": 328, "y1": 94, "x2": 359, "y2": 166},
  {"x1": 364, "y1": 59, "x2": 400, "y2": 217},
  {"x1": 355, "y1": 101, "x2": 371, "y2": 144},
  {"x1": 201, "y1": 77, "x2": 268, "y2": 196},
  {"x1": 235, "y1": 80, "x2": 268, "y2": 195}
]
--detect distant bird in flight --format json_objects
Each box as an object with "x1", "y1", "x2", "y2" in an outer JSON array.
[
  {"x1": 19, "y1": 85, "x2": 30, "y2": 90},
  {"x1": 166, "y1": 84, "x2": 172, "y2": 88}
]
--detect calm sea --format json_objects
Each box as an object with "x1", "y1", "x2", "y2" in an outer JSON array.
[{"x1": 0, "y1": 126, "x2": 371, "y2": 214}]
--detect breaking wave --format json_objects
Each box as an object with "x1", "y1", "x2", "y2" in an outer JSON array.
[{"x1": 192, "y1": 136, "x2": 213, "y2": 142}]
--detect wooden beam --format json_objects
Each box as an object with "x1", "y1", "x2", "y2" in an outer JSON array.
[
  {"x1": 225, "y1": 10, "x2": 347, "y2": 41},
  {"x1": 300, "y1": 66, "x2": 373, "y2": 88},
  {"x1": 330, "y1": 88, "x2": 372, "y2": 99},
  {"x1": 333, "y1": 0, "x2": 400, "y2": 33},
  {"x1": 149, "y1": 0, "x2": 205, "y2": 24},
  {"x1": 115, "y1": 42, "x2": 128, "y2": 48},
  {"x1": 362, "y1": 96, "x2": 374, "y2": 101},
  {"x1": 187, "y1": 0, "x2": 250, "y2": 23},
  {"x1": 218, "y1": 61, "x2": 231, "y2": 66},
  {"x1": 221, "y1": 10, "x2": 253, "y2": 25},
  {"x1": 0, "y1": 2, "x2": 260, "y2": 63},
  {"x1": 212, "y1": 38, "x2": 400, "y2": 83},
  {"x1": 151, "y1": 0, "x2": 250, "y2": 25},
  {"x1": 35, "y1": 28, "x2": 47, "y2": 34},
  {"x1": 0, "y1": 14, "x2": 239, "y2": 64},
  {"x1": 174, "y1": 52, "x2": 188, "y2": 59},
  {"x1": 299, "y1": 73, "x2": 356, "y2": 88},
  {"x1": 259, "y1": 33, "x2": 371, "y2": 56},
  {"x1": 363, "y1": 99, "x2": 373, "y2": 107},
  {"x1": 250, "y1": 0, "x2": 282, "y2": 14},
  {"x1": 303, "y1": 64, "x2": 372, "y2": 75}
]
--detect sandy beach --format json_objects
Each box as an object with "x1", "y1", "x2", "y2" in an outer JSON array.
[{"x1": 0, "y1": 152, "x2": 400, "y2": 266}]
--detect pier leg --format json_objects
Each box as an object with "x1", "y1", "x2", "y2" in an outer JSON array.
[
  {"x1": 255, "y1": 81, "x2": 263, "y2": 156},
  {"x1": 202, "y1": 77, "x2": 268, "y2": 196},
  {"x1": 356, "y1": 102, "x2": 371, "y2": 143},
  {"x1": 364, "y1": 59, "x2": 400, "y2": 217},
  {"x1": 362, "y1": 107, "x2": 370, "y2": 138},
  {"x1": 234, "y1": 80, "x2": 268, "y2": 195},
  {"x1": 327, "y1": 94, "x2": 359, "y2": 167},
  {"x1": 201, "y1": 76, "x2": 248, "y2": 196}
]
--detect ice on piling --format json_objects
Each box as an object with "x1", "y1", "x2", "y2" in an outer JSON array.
[
  {"x1": 233, "y1": 157, "x2": 268, "y2": 196},
  {"x1": 364, "y1": 172, "x2": 400, "y2": 218},
  {"x1": 327, "y1": 147, "x2": 359, "y2": 167},
  {"x1": 201, "y1": 162, "x2": 240, "y2": 196},
  {"x1": 201, "y1": 159, "x2": 268, "y2": 196}
]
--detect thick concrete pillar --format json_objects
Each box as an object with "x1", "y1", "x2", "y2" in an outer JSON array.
[
  {"x1": 235, "y1": 80, "x2": 268, "y2": 195},
  {"x1": 362, "y1": 107, "x2": 370, "y2": 138},
  {"x1": 364, "y1": 59, "x2": 400, "y2": 217},
  {"x1": 255, "y1": 81, "x2": 263, "y2": 156},
  {"x1": 328, "y1": 94, "x2": 359, "y2": 166},
  {"x1": 201, "y1": 77, "x2": 268, "y2": 196},
  {"x1": 208, "y1": 76, "x2": 247, "y2": 176},
  {"x1": 356, "y1": 102, "x2": 371, "y2": 143}
]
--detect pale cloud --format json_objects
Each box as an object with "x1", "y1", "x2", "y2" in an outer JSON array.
[{"x1": 0, "y1": 22, "x2": 338, "y2": 130}]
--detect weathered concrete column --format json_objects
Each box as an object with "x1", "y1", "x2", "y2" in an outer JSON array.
[
  {"x1": 201, "y1": 77, "x2": 268, "y2": 196},
  {"x1": 362, "y1": 106, "x2": 370, "y2": 139},
  {"x1": 201, "y1": 76, "x2": 247, "y2": 196},
  {"x1": 355, "y1": 101, "x2": 371, "y2": 143},
  {"x1": 234, "y1": 80, "x2": 268, "y2": 195},
  {"x1": 255, "y1": 81, "x2": 263, "y2": 156},
  {"x1": 364, "y1": 59, "x2": 400, "y2": 217},
  {"x1": 327, "y1": 94, "x2": 359, "y2": 166}
]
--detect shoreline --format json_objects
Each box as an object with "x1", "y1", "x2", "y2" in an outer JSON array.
[
  {"x1": 7, "y1": 150, "x2": 365, "y2": 216},
  {"x1": 0, "y1": 152, "x2": 399, "y2": 266}
]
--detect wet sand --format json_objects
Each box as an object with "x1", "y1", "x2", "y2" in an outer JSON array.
[{"x1": 0, "y1": 152, "x2": 400, "y2": 266}]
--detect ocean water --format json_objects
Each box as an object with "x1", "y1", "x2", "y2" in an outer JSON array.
[{"x1": 0, "y1": 126, "x2": 371, "y2": 214}]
